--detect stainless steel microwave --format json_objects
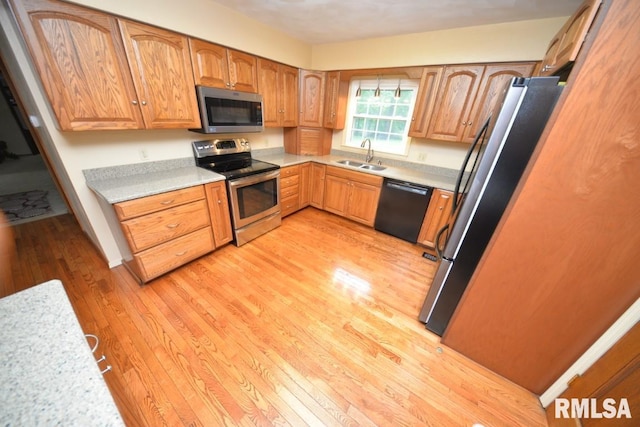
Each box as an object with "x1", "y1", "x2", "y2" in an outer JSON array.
[{"x1": 192, "y1": 85, "x2": 263, "y2": 134}]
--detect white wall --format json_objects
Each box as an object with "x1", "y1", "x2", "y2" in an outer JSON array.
[{"x1": 0, "y1": 0, "x2": 566, "y2": 266}]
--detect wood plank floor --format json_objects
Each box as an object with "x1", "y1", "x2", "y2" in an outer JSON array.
[{"x1": 4, "y1": 208, "x2": 547, "y2": 426}]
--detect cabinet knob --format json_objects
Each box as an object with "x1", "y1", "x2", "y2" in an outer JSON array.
[
  {"x1": 166, "y1": 223, "x2": 179, "y2": 229},
  {"x1": 218, "y1": 200, "x2": 222, "y2": 204},
  {"x1": 439, "y1": 207, "x2": 443, "y2": 210},
  {"x1": 141, "y1": 101, "x2": 147, "y2": 106},
  {"x1": 468, "y1": 121, "x2": 472, "y2": 126},
  {"x1": 462, "y1": 121, "x2": 467, "y2": 125},
  {"x1": 132, "y1": 100, "x2": 138, "y2": 105},
  {"x1": 226, "y1": 82, "x2": 231, "y2": 87}
]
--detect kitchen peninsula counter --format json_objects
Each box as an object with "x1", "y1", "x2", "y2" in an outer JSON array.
[{"x1": 0, "y1": 280, "x2": 124, "y2": 426}]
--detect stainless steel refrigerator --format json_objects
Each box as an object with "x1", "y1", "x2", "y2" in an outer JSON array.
[{"x1": 419, "y1": 77, "x2": 563, "y2": 336}]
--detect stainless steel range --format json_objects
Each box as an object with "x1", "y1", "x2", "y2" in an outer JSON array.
[{"x1": 193, "y1": 138, "x2": 280, "y2": 246}]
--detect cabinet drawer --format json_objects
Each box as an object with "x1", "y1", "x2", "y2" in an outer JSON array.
[
  {"x1": 280, "y1": 184, "x2": 299, "y2": 199},
  {"x1": 280, "y1": 165, "x2": 300, "y2": 178},
  {"x1": 280, "y1": 174, "x2": 299, "y2": 188},
  {"x1": 325, "y1": 166, "x2": 383, "y2": 187},
  {"x1": 281, "y1": 193, "x2": 299, "y2": 217},
  {"x1": 115, "y1": 186, "x2": 205, "y2": 220},
  {"x1": 133, "y1": 227, "x2": 214, "y2": 282},
  {"x1": 121, "y1": 199, "x2": 210, "y2": 252}
]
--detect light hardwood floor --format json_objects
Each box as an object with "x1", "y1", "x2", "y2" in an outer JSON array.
[{"x1": 6, "y1": 208, "x2": 547, "y2": 426}]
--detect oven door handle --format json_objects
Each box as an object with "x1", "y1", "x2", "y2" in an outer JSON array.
[{"x1": 227, "y1": 169, "x2": 280, "y2": 188}]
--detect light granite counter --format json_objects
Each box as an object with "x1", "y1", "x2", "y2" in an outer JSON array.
[
  {"x1": 253, "y1": 149, "x2": 460, "y2": 192},
  {"x1": 0, "y1": 280, "x2": 124, "y2": 426},
  {"x1": 83, "y1": 157, "x2": 225, "y2": 204}
]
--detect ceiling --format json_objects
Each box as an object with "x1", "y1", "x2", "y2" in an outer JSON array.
[{"x1": 209, "y1": 0, "x2": 582, "y2": 44}]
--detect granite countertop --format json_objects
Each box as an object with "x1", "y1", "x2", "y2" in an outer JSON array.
[
  {"x1": 0, "y1": 280, "x2": 125, "y2": 426},
  {"x1": 254, "y1": 151, "x2": 460, "y2": 192},
  {"x1": 83, "y1": 157, "x2": 225, "y2": 204}
]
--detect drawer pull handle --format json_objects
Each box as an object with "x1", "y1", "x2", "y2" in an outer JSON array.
[
  {"x1": 160, "y1": 199, "x2": 175, "y2": 205},
  {"x1": 166, "y1": 223, "x2": 179, "y2": 229},
  {"x1": 175, "y1": 250, "x2": 188, "y2": 257}
]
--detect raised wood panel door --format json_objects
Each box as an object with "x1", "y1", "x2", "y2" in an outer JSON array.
[
  {"x1": 426, "y1": 65, "x2": 485, "y2": 142},
  {"x1": 299, "y1": 162, "x2": 311, "y2": 207},
  {"x1": 227, "y1": 49, "x2": 258, "y2": 93},
  {"x1": 280, "y1": 64, "x2": 299, "y2": 127},
  {"x1": 539, "y1": 28, "x2": 565, "y2": 76},
  {"x1": 463, "y1": 62, "x2": 536, "y2": 143},
  {"x1": 418, "y1": 189, "x2": 454, "y2": 248},
  {"x1": 119, "y1": 20, "x2": 200, "y2": 129},
  {"x1": 409, "y1": 66, "x2": 444, "y2": 138},
  {"x1": 188, "y1": 38, "x2": 230, "y2": 88},
  {"x1": 310, "y1": 163, "x2": 326, "y2": 208},
  {"x1": 299, "y1": 69, "x2": 325, "y2": 127},
  {"x1": 9, "y1": 0, "x2": 144, "y2": 130},
  {"x1": 554, "y1": 0, "x2": 601, "y2": 75},
  {"x1": 204, "y1": 181, "x2": 233, "y2": 248},
  {"x1": 257, "y1": 58, "x2": 280, "y2": 127},
  {"x1": 346, "y1": 181, "x2": 381, "y2": 226},
  {"x1": 323, "y1": 174, "x2": 349, "y2": 217}
]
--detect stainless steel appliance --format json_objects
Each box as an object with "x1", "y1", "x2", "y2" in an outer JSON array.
[
  {"x1": 374, "y1": 179, "x2": 433, "y2": 243},
  {"x1": 193, "y1": 138, "x2": 280, "y2": 246},
  {"x1": 192, "y1": 86, "x2": 263, "y2": 134},
  {"x1": 418, "y1": 77, "x2": 563, "y2": 336}
]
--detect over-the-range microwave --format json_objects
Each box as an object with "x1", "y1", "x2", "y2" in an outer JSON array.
[{"x1": 191, "y1": 85, "x2": 263, "y2": 134}]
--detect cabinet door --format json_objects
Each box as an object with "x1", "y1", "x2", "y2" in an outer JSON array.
[
  {"x1": 189, "y1": 38, "x2": 230, "y2": 88},
  {"x1": 227, "y1": 49, "x2": 258, "y2": 93},
  {"x1": 323, "y1": 174, "x2": 350, "y2": 216},
  {"x1": 204, "y1": 181, "x2": 233, "y2": 248},
  {"x1": 426, "y1": 65, "x2": 485, "y2": 142},
  {"x1": 299, "y1": 163, "x2": 311, "y2": 208},
  {"x1": 323, "y1": 71, "x2": 340, "y2": 128},
  {"x1": 346, "y1": 181, "x2": 381, "y2": 227},
  {"x1": 9, "y1": 0, "x2": 144, "y2": 130},
  {"x1": 299, "y1": 69, "x2": 325, "y2": 127},
  {"x1": 409, "y1": 66, "x2": 444, "y2": 138},
  {"x1": 538, "y1": 28, "x2": 565, "y2": 76},
  {"x1": 119, "y1": 20, "x2": 200, "y2": 129},
  {"x1": 257, "y1": 58, "x2": 281, "y2": 127},
  {"x1": 310, "y1": 163, "x2": 326, "y2": 208},
  {"x1": 417, "y1": 189, "x2": 454, "y2": 248},
  {"x1": 463, "y1": 62, "x2": 536, "y2": 142},
  {"x1": 280, "y1": 65, "x2": 299, "y2": 127}
]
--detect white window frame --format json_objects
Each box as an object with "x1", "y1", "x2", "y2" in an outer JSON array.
[{"x1": 342, "y1": 78, "x2": 419, "y2": 156}]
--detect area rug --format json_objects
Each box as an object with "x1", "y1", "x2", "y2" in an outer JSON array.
[{"x1": 0, "y1": 190, "x2": 51, "y2": 223}]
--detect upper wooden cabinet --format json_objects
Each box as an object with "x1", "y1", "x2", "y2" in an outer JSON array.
[
  {"x1": 426, "y1": 62, "x2": 536, "y2": 143},
  {"x1": 323, "y1": 71, "x2": 348, "y2": 129},
  {"x1": 257, "y1": 58, "x2": 298, "y2": 127},
  {"x1": 299, "y1": 70, "x2": 326, "y2": 127},
  {"x1": 539, "y1": 0, "x2": 602, "y2": 76},
  {"x1": 119, "y1": 20, "x2": 201, "y2": 129},
  {"x1": 10, "y1": 0, "x2": 200, "y2": 130},
  {"x1": 9, "y1": 0, "x2": 144, "y2": 130},
  {"x1": 189, "y1": 38, "x2": 258, "y2": 93},
  {"x1": 409, "y1": 66, "x2": 444, "y2": 138}
]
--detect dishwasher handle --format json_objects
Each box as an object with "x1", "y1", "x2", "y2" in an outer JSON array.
[{"x1": 386, "y1": 181, "x2": 430, "y2": 196}]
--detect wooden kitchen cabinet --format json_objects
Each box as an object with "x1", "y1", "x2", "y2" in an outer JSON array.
[
  {"x1": 280, "y1": 164, "x2": 301, "y2": 217},
  {"x1": 8, "y1": 0, "x2": 145, "y2": 130},
  {"x1": 323, "y1": 166, "x2": 382, "y2": 227},
  {"x1": 118, "y1": 20, "x2": 201, "y2": 129},
  {"x1": 323, "y1": 71, "x2": 348, "y2": 129},
  {"x1": 257, "y1": 58, "x2": 298, "y2": 127},
  {"x1": 283, "y1": 126, "x2": 332, "y2": 156},
  {"x1": 539, "y1": 0, "x2": 602, "y2": 76},
  {"x1": 298, "y1": 69, "x2": 326, "y2": 127},
  {"x1": 189, "y1": 38, "x2": 258, "y2": 93},
  {"x1": 408, "y1": 66, "x2": 444, "y2": 138},
  {"x1": 426, "y1": 62, "x2": 536, "y2": 143},
  {"x1": 114, "y1": 186, "x2": 214, "y2": 283},
  {"x1": 299, "y1": 163, "x2": 311, "y2": 207},
  {"x1": 204, "y1": 181, "x2": 233, "y2": 247},
  {"x1": 310, "y1": 163, "x2": 326, "y2": 208},
  {"x1": 417, "y1": 189, "x2": 454, "y2": 249}
]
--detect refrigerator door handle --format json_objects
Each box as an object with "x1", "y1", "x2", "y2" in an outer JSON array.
[
  {"x1": 435, "y1": 223, "x2": 450, "y2": 260},
  {"x1": 452, "y1": 117, "x2": 491, "y2": 213}
]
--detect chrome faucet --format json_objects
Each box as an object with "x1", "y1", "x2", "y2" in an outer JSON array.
[{"x1": 360, "y1": 138, "x2": 374, "y2": 163}]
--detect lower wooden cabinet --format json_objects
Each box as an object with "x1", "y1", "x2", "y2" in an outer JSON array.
[
  {"x1": 280, "y1": 163, "x2": 312, "y2": 217},
  {"x1": 113, "y1": 183, "x2": 231, "y2": 283},
  {"x1": 310, "y1": 163, "x2": 326, "y2": 208},
  {"x1": 323, "y1": 166, "x2": 382, "y2": 227},
  {"x1": 417, "y1": 188, "x2": 454, "y2": 250}
]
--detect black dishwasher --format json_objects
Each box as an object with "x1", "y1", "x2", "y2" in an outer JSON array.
[{"x1": 374, "y1": 178, "x2": 433, "y2": 243}]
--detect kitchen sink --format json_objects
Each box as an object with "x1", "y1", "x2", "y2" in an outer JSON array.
[
  {"x1": 336, "y1": 159, "x2": 364, "y2": 167},
  {"x1": 359, "y1": 164, "x2": 386, "y2": 171}
]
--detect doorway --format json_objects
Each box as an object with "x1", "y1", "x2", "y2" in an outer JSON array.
[{"x1": 0, "y1": 56, "x2": 68, "y2": 226}]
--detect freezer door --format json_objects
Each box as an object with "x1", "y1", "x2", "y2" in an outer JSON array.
[{"x1": 418, "y1": 258, "x2": 453, "y2": 325}]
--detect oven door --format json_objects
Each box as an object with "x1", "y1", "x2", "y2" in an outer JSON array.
[{"x1": 227, "y1": 169, "x2": 280, "y2": 229}]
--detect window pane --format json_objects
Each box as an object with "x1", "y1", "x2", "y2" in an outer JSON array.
[{"x1": 378, "y1": 119, "x2": 391, "y2": 133}]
